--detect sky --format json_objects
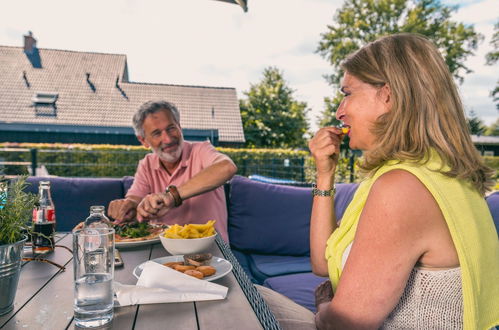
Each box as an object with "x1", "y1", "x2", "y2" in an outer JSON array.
[{"x1": 1, "y1": 0, "x2": 497, "y2": 132}]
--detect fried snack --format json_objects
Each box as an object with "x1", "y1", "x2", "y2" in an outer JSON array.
[
  {"x1": 163, "y1": 220, "x2": 216, "y2": 239},
  {"x1": 196, "y1": 265, "x2": 216, "y2": 277},
  {"x1": 183, "y1": 253, "x2": 213, "y2": 267},
  {"x1": 173, "y1": 264, "x2": 196, "y2": 272},
  {"x1": 184, "y1": 269, "x2": 204, "y2": 279},
  {"x1": 164, "y1": 261, "x2": 183, "y2": 269}
]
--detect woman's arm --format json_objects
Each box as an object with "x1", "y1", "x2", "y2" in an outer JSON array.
[
  {"x1": 315, "y1": 169, "x2": 449, "y2": 329},
  {"x1": 309, "y1": 127, "x2": 344, "y2": 276}
]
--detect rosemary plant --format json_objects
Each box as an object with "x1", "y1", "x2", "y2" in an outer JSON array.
[{"x1": 0, "y1": 176, "x2": 38, "y2": 245}]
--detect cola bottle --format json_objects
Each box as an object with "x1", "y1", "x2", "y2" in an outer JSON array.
[{"x1": 32, "y1": 181, "x2": 56, "y2": 254}]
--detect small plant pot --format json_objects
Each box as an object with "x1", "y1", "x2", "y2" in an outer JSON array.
[{"x1": 0, "y1": 236, "x2": 27, "y2": 316}]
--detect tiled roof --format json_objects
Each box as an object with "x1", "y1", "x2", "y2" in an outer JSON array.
[{"x1": 0, "y1": 46, "x2": 245, "y2": 143}]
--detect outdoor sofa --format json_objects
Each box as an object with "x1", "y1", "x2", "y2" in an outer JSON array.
[{"x1": 25, "y1": 175, "x2": 499, "y2": 313}]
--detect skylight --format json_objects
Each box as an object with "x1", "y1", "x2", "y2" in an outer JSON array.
[{"x1": 32, "y1": 92, "x2": 58, "y2": 105}]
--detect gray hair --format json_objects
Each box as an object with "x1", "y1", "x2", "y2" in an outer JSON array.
[{"x1": 132, "y1": 100, "x2": 181, "y2": 137}]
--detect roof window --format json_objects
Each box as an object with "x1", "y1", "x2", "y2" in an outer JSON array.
[
  {"x1": 33, "y1": 92, "x2": 58, "y2": 117},
  {"x1": 32, "y1": 92, "x2": 58, "y2": 105}
]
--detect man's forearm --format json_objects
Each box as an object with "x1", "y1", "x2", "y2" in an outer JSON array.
[{"x1": 176, "y1": 158, "x2": 237, "y2": 201}]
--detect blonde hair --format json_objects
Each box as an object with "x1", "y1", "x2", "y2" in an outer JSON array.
[{"x1": 341, "y1": 33, "x2": 495, "y2": 195}]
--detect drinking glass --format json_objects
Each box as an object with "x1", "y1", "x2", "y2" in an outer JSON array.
[{"x1": 73, "y1": 227, "x2": 115, "y2": 328}]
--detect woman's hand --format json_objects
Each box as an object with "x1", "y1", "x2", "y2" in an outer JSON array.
[
  {"x1": 315, "y1": 280, "x2": 334, "y2": 310},
  {"x1": 309, "y1": 127, "x2": 344, "y2": 176}
]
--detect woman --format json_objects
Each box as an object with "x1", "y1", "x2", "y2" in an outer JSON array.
[{"x1": 308, "y1": 33, "x2": 499, "y2": 329}]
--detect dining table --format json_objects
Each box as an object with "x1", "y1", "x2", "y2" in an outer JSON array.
[{"x1": 0, "y1": 233, "x2": 281, "y2": 330}]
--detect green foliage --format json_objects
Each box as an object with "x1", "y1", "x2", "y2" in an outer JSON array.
[
  {"x1": 484, "y1": 118, "x2": 499, "y2": 136},
  {"x1": 467, "y1": 110, "x2": 486, "y2": 135},
  {"x1": 316, "y1": 0, "x2": 483, "y2": 126},
  {"x1": 0, "y1": 176, "x2": 38, "y2": 245},
  {"x1": 240, "y1": 67, "x2": 310, "y2": 149},
  {"x1": 485, "y1": 21, "x2": 499, "y2": 110}
]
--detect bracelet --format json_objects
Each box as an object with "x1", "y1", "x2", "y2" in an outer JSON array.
[
  {"x1": 312, "y1": 184, "x2": 336, "y2": 197},
  {"x1": 166, "y1": 185, "x2": 183, "y2": 207}
]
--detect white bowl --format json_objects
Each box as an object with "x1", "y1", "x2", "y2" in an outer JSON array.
[{"x1": 159, "y1": 233, "x2": 216, "y2": 255}]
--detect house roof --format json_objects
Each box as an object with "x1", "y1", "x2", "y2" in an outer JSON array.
[
  {"x1": 471, "y1": 135, "x2": 499, "y2": 145},
  {"x1": 0, "y1": 45, "x2": 245, "y2": 144}
]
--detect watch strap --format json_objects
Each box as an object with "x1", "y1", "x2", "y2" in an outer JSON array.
[{"x1": 166, "y1": 185, "x2": 182, "y2": 207}]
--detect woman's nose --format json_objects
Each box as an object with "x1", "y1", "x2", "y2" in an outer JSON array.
[{"x1": 336, "y1": 100, "x2": 345, "y2": 121}]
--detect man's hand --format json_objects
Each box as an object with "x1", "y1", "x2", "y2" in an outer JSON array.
[
  {"x1": 108, "y1": 198, "x2": 138, "y2": 224},
  {"x1": 136, "y1": 192, "x2": 175, "y2": 222}
]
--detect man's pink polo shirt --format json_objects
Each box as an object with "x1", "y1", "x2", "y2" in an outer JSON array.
[{"x1": 126, "y1": 141, "x2": 229, "y2": 242}]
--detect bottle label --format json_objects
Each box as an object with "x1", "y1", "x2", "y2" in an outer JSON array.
[{"x1": 33, "y1": 208, "x2": 56, "y2": 223}]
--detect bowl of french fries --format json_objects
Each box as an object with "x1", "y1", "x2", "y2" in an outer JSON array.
[{"x1": 159, "y1": 220, "x2": 217, "y2": 255}]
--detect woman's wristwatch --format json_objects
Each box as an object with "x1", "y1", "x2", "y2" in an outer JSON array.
[{"x1": 312, "y1": 184, "x2": 336, "y2": 197}]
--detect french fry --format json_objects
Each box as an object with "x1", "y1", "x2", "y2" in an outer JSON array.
[{"x1": 163, "y1": 220, "x2": 217, "y2": 239}]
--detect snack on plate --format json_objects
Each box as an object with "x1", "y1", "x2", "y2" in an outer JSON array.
[
  {"x1": 163, "y1": 220, "x2": 216, "y2": 239},
  {"x1": 163, "y1": 261, "x2": 217, "y2": 279},
  {"x1": 196, "y1": 266, "x2": 216, "y2": 277},
  {"x1": 183, "y1": 253, "x2": 213, "y2": 267},
  {"x1": 184, "y1": 269, "x2": 204, "y2": 279}
]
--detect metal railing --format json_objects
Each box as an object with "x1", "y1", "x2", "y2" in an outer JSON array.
[{"x1": 0, "y1": 147, "x2": 359, "y2": 184}]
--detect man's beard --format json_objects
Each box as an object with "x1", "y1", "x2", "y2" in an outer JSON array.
[{"x1": 153, "y1": 138, "x2": 184, "y2": 163}]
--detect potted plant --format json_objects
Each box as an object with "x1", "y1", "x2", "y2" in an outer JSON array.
[{"x1": 0, "y1": 176, "x2": 38, "y2": 316}]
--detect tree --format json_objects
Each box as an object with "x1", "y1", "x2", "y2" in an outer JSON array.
[
  {"x1": 484, "y1": 118, "x2": 499, "y2": 136},
  {"x1": 240, "y1": 67, "x2": 309, "y2": 148},
  {"x1": 467, "y1": 110, "x2": 486, "y2": 135},
  {"x1": 316, "y1": 0, "x2": 483, "y2": 127},
  {"x1": 485, "y1": 21, "x2": 499, "y2": 110}
]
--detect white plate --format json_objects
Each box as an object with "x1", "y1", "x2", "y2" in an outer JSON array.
[
  {"x1": 115, "y1": 236, "x2": 160, "y2": 248},
  {"x1": 133, "y1": 255, "x2": 233, "y2": 281}
]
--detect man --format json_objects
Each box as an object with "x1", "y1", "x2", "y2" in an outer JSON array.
[{"x1": 108, "y1": 100, "x2": 237, "y2": 242}]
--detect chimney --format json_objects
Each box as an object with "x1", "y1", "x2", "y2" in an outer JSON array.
[{"x1": 24, "y1": 31, "x2": 37, "y2": 54}]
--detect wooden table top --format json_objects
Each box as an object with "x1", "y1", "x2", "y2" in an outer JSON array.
[{"x1": 0, "y1": 233, "x2": 280, "y2": 330}]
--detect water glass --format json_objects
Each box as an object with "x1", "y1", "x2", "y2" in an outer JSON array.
[{"x1": 73, "y1": 227, "x2": 115, "y2": 328}]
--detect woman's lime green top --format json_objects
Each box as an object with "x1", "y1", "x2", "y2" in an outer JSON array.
[{"x1": 325, "y1": 152, "x2": 499, "y2": 330}]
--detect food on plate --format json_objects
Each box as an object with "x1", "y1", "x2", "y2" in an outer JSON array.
[
  {"x1": 163, "y1": 220, "x2": 216, "y2": 239},
  {"x1": 184, "y1": 269, "x2": 204, "y2": 279},
  {"x1": 183, "y1": 253, "x2": 213, "y2": 267},
  {"x1": 173, "y1": 264, "x2": 196, "y2": 272},
  {"x1": 73, "y1": 221, "x2": 165, "y2": 243},
  {"x1": 162, "y1": 260, "x2": 217, "y2": 279},
  {"x1": 164, "y1": 261, "x2": 183, "y2": 268},
  {"x1": 196, "y1": 265, "x2": 216, "y2": 277}
]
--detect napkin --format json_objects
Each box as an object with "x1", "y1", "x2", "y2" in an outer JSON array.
[{"x1": 114, "y1": 261, "x2": 228, "y2": 307}]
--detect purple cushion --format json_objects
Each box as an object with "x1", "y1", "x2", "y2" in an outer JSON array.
[
  {"x1": 486, "y1": 191, "x2": 499, "y2": 236},
  {"x1": 228, "y1": 176, "x2": 313, "y2": 255},
  {"x1": 263, "y1": 272, "x2": 327, "y2": 312},
  {"x1": 247, "y1": 254, "x2": 312, "y2": 284},
  {"x1": 228, "y1": 175, "x2": 358, "y2": 255},
  {"x1": 26, "y1": 177, "x2": 125, "y2": 231},
  {"x1": 122, "y1": 176, "x2": 135, "y2": 194}
]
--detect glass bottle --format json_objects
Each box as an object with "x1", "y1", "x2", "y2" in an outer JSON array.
[
  {"x1": 32, "y1": 181, "x2": 56, "y2": 254},
  {"x1": 84, "y1": 205, "x2": 112, "y2": 229}
]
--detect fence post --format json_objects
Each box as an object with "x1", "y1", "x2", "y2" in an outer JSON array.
[
  {"x1": 30, "y1": 148, "x2": 37, "y2": 176},
  {"x1": 349, "y1": 153, "x2": 355, "y2": 183},
  {"x1": 300, "y1": 157, "x2": 305, "y2": 182}
]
